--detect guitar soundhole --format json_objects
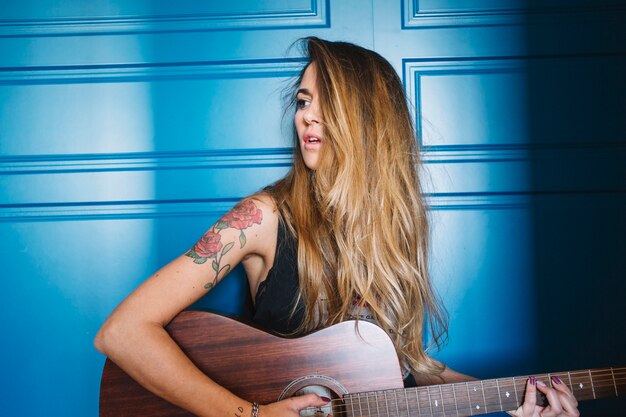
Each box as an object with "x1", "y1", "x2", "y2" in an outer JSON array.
[{"x1": 279, "y1": 375, "x2": 348, "y2": 417}]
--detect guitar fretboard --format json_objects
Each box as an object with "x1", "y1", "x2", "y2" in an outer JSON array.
[{"x1": 342, "y1": 367, "x2": 625, "y2": 417}]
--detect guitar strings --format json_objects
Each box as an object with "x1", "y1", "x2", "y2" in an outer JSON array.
[{"x1": 295, "y1": 368, "x2": 626, "y2": 417}]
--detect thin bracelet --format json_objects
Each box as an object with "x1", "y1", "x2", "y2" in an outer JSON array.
[{"x1": 251, "y1": 402, "x2": 260, "y2": 417}]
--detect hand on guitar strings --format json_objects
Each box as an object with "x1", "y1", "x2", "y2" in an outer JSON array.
[
  {"x1": 509, "y1": 376, "x2": 579, "y2": 417},
  {"x1": 260, "y1": 393, "x2": 332, "y2": 417}
]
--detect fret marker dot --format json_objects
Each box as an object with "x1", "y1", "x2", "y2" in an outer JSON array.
[
  {"x1": 505, "y1": 392, "x2": 510, "y2": 398},
  {"x1": 435, "y1": 400, "x2": 439, "y2": 407},
  {"x1": 473, "y1": 387, "x2": 478, "y2": 392},
  {"x1": 579, "y1": 383, "x2": 584, "y2": 389},
  {"x1": 476, "y1": 405, "x2": 481, "y2": 410}
]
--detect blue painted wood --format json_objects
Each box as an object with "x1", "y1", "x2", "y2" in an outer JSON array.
[
  {"x1": 0, "y1": 0, "x2": 329, "y2": 35},
  {"x1": 1, "y1": 1, "x2": 625, "y2": 416}
]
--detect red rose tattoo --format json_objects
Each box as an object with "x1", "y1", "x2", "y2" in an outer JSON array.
[
  {"x1": 186, "y1": 199, "x2": 263, "y2": 290},
  {"x1": 192, "y1": 231, "x2": 222, "y2": 258},
  {"x1": 219, "y1": 200, "x2": 263, "y2": 230}
]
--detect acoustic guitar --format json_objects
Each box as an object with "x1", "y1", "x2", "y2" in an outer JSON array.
[{"x1": 100, "y1": 310, "x2": 624, "y2": 416}]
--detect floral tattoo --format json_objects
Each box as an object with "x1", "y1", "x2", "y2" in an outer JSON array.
[{"x1": 186, "y1": 200, "x2": 263, "y2": 290}]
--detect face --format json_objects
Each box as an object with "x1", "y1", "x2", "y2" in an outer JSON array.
[{"x1": 295, "y1": 63, "x2": 324, "y2": 170}]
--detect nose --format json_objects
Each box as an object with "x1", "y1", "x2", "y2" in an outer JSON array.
[{"x1": 303, "y1": 105, "x2": 319, "y2": 125}]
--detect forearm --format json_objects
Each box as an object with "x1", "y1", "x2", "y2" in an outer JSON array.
[
  {"x1": 412, "y1": 358, "x2": 476, "y2": 386},
  {"x1": 96, "y1": 319, "x2": 248, "y2": 417}
]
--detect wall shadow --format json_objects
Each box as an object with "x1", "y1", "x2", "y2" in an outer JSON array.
[{"x1": 525, "y1": 2, "x2": 626, "y2": 414}]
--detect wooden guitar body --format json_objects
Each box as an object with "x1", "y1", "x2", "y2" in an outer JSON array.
[{"x1": 100, "y1": 310, "x2": 403, "y2": 416}]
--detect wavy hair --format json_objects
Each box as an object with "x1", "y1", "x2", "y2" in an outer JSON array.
[{"x1": 271, "y1": 37, "x2": 447, "y2": 376}]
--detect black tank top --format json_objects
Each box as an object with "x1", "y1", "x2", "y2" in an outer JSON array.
[
  {"x1": 249, "y1": 215, "x2": 418, "y2": 387},
  {"x1": 251, "y1": 218, "x2": 304, "y2": 334}
]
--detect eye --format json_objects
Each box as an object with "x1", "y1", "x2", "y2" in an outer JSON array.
[{"x1": 296, "y1": 98, "x2": 310, "y2": 110}]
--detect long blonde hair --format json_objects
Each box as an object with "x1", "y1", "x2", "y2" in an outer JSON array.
[{"x1": 272, "y1": 37, "x2": 447, "y2": 375}]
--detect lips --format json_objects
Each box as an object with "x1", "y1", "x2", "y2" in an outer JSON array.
[{"x1": 304, "y1": 134, "x2": 322, "y2": 144}]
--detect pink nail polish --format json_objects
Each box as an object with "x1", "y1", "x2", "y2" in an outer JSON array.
[
  {"x1": 551, "y1": 376, "x2": 562, "y2": 385},
  {"x1": 530, "y1": 376, "x2": 536, "y2": 385},
  {"x1": 321, "y1": 396, "x2": 331, "y2": 403}
]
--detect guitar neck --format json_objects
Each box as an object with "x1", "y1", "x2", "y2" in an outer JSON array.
[{"x1": 343, "y1": 367, "x2": 626, "y2": 417}]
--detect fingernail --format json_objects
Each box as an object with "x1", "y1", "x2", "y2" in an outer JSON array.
[
  {"x1": 529, "y1": 376, "x2": 536, "y2": 385},
  {"x1": 537, "y1": 380, "x2": 547, "y2": 387},
  {"x1": 321, "y1": 396, "x2": 331, "y2": 403},
  {"x1": 551, "y1": 376, "x2": 562, "y2": 385}
]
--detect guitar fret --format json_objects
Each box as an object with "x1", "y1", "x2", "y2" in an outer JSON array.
[
  {"x1": 465, "y1": 382, "x2": 474, "y2": 416},
  {"x1": 426, "y1": 385, "x2": 444, "y2": 417},
  {"x1": 590, "y1": 369, "x2": 619, "y2": 400},
  {"x1": 567, "y1": 371, "x2": 574, "y2": 392},
  {"x1": 468, "y1": 380, "x2": 487, "y2": 413},
  {"x1": 439, "y1": 383, "x2": 457, "y2": 417},
  {"x1": 589, "y1": 369, "x2": 596, "y2": 399},
  {"x1": 366, "y1": 391, "x2": 374, "y2": 417},
  {"x1": 483, "y1": 378, "x2": 506, "y2": 413},
  {"x1": 384, "y1": 390, "x2": 390, "y2": 416},
  {"x1": 452, "y1": 382, "x2": 471, "y2": 416},
  {"x1": 403, "y1": 389, "x2": 411, "y2": 417},
  {"x1": 611, "y1": 367, "x2": 619, "y2": 397},
  {"x1": 480, "y1": 380, "x2": 488, "y2": 414},
  {"x1": 347, "y1": 393, "x2": 355, "y2": 417},
  {"x1": 414, "y1": 387, "x2": 422, "y2": 417},
  {"x1": 496, "y1": 377, "x2": 519, "y2": 411},
  {"x1": 570, "y1": 370, "x2": 594, "y2": 401},
  {"x1": 427, "y1": 385, "x2": 434, "y2": 416},
  {"x1": 439, "y1": 385, "x2": 446, "y2": 416},
  {"x1": 495, "y1": 378, "x2": 503, "y2": 411},
  {"x1": 451, "y1": 383, "x2": 459, "y2": 417},
  {"x1": 393, "y1": 390, "x2": 401, "y2": 417},
  {"x1": 512, "y1": 376, "x2": 519, "y2": 406}
]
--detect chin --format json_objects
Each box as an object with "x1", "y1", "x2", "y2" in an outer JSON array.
[{"x1": 304, "y1": 160, "x2": 319, "y2": 170}]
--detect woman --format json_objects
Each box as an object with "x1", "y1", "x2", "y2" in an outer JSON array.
[{"x1": 95, "y1": 37, "x2": 579, "y2": 417}]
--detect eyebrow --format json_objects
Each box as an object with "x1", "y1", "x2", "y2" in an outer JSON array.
[{"x1": 296, "y1": 88, "x2": 312, "y2": 96}]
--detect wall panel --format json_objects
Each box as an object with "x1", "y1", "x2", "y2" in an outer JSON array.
[
  {"x1": 0, "y1": 0, "x2": 329, "y2": 35},
  {"x1": 1, "y1": 0, "x2": 625, "y2": 416}
]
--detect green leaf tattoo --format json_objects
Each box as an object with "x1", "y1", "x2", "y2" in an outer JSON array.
[
  {"x1": 221, "y1": 242, "x2": 234, "y2": 256},
  {"x1": 239, "y1": 230, "x2": 246, "y2": 248},
  {"x1": 185, "y1": 199, "x2": 263, "y2": 291}
]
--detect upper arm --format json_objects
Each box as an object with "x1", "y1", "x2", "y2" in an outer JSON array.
[{"x1": 104, "y1": 195, "x2": 278, "y2": 328}]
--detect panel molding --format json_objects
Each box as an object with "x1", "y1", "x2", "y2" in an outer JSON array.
[
  {"x1": 4, "y1": 143, "x2": 624, "y2": 174},
  {"x1": 0, "y1": 0, "x2": 329, "y2": 37},
  {"x1": 0, "y1": 198, "x2": 239, "y2": 222},
  {"x1": 0, "y1": 148, "x2": 294, "y2": 175},
  {"x1": 0, "y1": 58, "x2": 306, "y2": 85},
  {"x1": 402, "y1": 0, "x2": 626, "y2": 28},
  {"x1": 0, "y1": 194, "x2": 529, "y2": 222},
  {"x1": 403, "y1": 54, "x2": 626, "y2": 150},
  {"x1": 421, "y1": 143, "x2": 626, "y2": 164},
  {"x1": 7, "y1": 190, "x2": 624, "y2": 221},
  {"x1": 404, "y1": 57, "x2": 524, "y2": 148}
]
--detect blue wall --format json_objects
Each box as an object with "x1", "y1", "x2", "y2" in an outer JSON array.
[{"x1": 0, "y1": 1, "x2": 625, "y2": 416}]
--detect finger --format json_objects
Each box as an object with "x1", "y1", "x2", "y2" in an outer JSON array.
[
  {"x1": 550, "y1": 376, "x2": 580, "y2": 415},
  {"x1": 536, "y1": 380, "x2": 563, "y2": 416},
  {"x1": 523, "y1": 376, "x2": 537, "y2": 408},
  {"x1": 551, "y1": 376, "x2": 578, "y2": 405},
  {"x1": 287, "y1": 393, "x2": 331, "y2": 410},
  {"x1": 517, "y1": 376, "x2": 538, "y2": 416}
]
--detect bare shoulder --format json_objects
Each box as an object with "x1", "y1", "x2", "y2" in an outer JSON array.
[{"x1": 247, "y1": 192, "x2": 278, "y2": 216}]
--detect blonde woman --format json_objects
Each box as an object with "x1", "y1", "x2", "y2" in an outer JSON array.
[{"x1": 95, "y1": 37, "x2": 579, "y2": 417}]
